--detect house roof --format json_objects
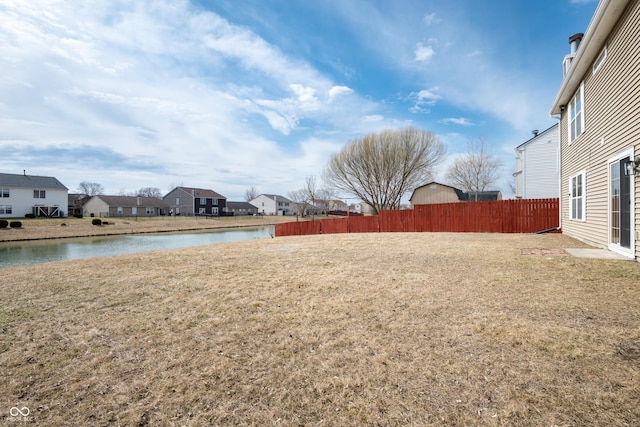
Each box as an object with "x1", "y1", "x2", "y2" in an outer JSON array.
[
  {"x1": 0, "y1": 173, "x2": 68, "y2": 190},
  {"x1": 550, "y1": 0, "x2": 630, "y2": 115},
  {"x1": 515, "y1": 123, "x2": 559, "y2": 150},
  {"x1": 463, "y1": 191, "x2": 502, "y2": 202},
  {"x1": 257, "y1": 194, "x2": 294, "y2": 203},
  {"x1": 170, "y1": 187, "x2": 227, "y2": 200},
  {"x1": 409, "y1": 182, "x2": 467, "y2": 202},
  {"x1": 227, "y1": 201, "x2": 257, "y2": 210},
  {"x1": 93, "y1": 195, "x2": 169, "y2": 208}
]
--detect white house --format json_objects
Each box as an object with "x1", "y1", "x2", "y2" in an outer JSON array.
[
  {"x1": 249, "y1": 194, "x2": 293, "y2": 215},
  {"x1": 513, "y1": 124, "x2": 560, "y2": 199},
  {"x1": 0, "y1": 172, "x2": 68, "y2": 218}
]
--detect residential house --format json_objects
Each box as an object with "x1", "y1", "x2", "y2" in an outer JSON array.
[
  {"x1": 513, "y1": 124, "x2": 560, "y2": 199},
  {"x1": 163, "y1": 187, "x2": 228, "y2": 216},
  {"x1": 68, "y1": 193, "x2": 90, "y2": 217},
  {"x1": 226, "y1": 201, "x2": 259, "y2": 216},
  {"x1": 549, "y1": 0, "x2": 639, "y2": 260},
  {"x1": 310, "y1": 199, "x2": 347, "y2": 214},
  {"x1": 0, "y1": 172, "x2": 68, "y2": 217},
  {"x1": 83, "y1": 195, "x2": 169, "y2": 217},
  {"x1": 249, "y1": 194, "x2": 294, "y2": 215}
]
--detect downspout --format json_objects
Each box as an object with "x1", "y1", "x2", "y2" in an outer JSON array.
[{"x1": 551, "y1": 114, "x2": 563, "y2": 232}]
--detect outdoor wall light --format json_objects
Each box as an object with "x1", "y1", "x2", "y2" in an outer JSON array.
[{"x1": 624, "y1": 156, "x2": 640, "y2": 176}]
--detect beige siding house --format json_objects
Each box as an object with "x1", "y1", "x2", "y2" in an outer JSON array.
[{"x1": 550, "y1": 0, "x2": 639, "y2": 260}]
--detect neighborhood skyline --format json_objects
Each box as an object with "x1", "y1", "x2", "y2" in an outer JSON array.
[{"x1": 1, "y1": 0, "x2": 598, "y2": 201}]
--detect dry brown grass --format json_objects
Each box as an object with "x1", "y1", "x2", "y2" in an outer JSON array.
[
  {"x1": 0, "y1": 216, "x2": 292, "y2": 242},
  {"x1": 1, "y1": 232, "x2": 639, "y2": 426}
]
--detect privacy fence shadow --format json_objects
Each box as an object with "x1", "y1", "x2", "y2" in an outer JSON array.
[{"x1": 275, "y1": 198, "x2": 560, "y2": 237}]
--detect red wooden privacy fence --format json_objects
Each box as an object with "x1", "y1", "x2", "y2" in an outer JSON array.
[{"x1": 275, "y1": 198, "x2": 559, "y2": 237}]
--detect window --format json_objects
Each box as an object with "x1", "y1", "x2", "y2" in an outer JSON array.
[
  {"x1": 569, "y1": 171, "x2": 586, "y2": 221},
  {"x1": 200, "y1": 197, "x2": 206, "y2": 204},
  {"x1": 117, "y1": 207, "x2": 123, "y2": 215},
  {"x1": 199, "y1": 208, "x2": 206, "y2": 214},
  {"x1": 33, "y1": 190, "x2": 46, "y2": 199},
  {"x1": 175, "y1": 197, "x2": 179, "y2": 205},
  {"x1": 0, "y1": 188, "x2": 9, "y2": 197},
  {"x1": 212, "y1": 207, "x2": 219, "y2": 215},
  {"x1": 146, "y1": 207, "x2": 154, "y2": 215},
  {"x1": 568, "y1": 82, "x2": 584, "y2": 144},
  {"x1": 132, "y1": 207, "x2": 137, "y2": 215},
  {"x1": 212, "y1": 198, "x2": 218, "y2": 206},
  {"x1": 0, "y1": 205, "x2": 12, "y2": 214},
  {"x1": 593, "y1": 45, "x2": 607, "y2": 74}
]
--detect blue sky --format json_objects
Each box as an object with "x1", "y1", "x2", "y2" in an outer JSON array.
[{"x1": 1, "y1": 0, "x2": 598, "y2": 201}]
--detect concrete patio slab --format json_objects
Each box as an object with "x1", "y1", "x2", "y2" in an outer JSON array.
[{"x1": 565, "y1": 248, "x2": 633, "y2": 260}]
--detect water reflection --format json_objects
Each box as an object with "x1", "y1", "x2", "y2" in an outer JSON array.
[{"x1": 0, "y1": 226, "x2": 273, "y2": 268}]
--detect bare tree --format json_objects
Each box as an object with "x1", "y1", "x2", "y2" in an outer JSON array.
[
  {"x1": 77, "y1": 181, "x2": 104, "y2": 196},
  {"x1": 287, "y1": 188, "x2": 312, "y2": 217},
  {"x1": 445, "y1": 138, "x2": 503, "y2": 201},
  {"x1": 135, "y1": 187, "x2": 162, "y2": 198},
  {"x1": 245, "y1": 187, "x2": 260, "y2": 201},
  {"x1": 323, "y1": 127, "x2": 445, "y2": 214},
  {"x1": 167, "y1": 182, "x2": 184, "y2": 193},
  {"x1": 288, "y1": 176, "x2": 319, "y2": 217}
]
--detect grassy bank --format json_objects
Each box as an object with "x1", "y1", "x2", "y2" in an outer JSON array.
[
  {"x1": 0, "y1": 215, "x2": 294, "y2": 242},
  {"x1": 1, "y1": 232, "x2": 639, "y2": 425}
]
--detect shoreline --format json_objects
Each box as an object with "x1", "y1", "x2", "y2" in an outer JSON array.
[{"x1": 0, "y1": 215, "x2": 294, "y2": 243}]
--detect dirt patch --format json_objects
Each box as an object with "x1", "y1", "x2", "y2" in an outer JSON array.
[
  {"x1": 617, "y1": 341, "x2": 640, "y2": 361},
  {"x1": 521, "y1": 248, "x2": 569, "y2": 256}
]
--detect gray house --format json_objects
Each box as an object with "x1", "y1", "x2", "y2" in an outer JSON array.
[{"x1": 163, "y1": 186, "x2": 228, "y2": 216}]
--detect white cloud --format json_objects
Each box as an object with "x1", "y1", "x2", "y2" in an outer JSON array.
[
  {"x1": 414, "y1": 43, "x2": 435, "y2": 62},
  {"x1": 328, "y1": 85, "x2": 353, "y2": 101},
  {"x1": 441, "y1": 117, "x2": 474, "y2": 126},
  {"x1": 423, "y1": 13, "x2": 441, "y2": 26}
]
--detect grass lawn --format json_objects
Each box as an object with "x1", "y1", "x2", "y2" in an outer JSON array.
[{"x1": 1, "y1": 232, "x2": 639, "y2": 425}]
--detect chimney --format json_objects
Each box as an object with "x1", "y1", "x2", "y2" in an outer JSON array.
[
  {"x1": 23, "y1": 170, "x2": 26, "y2": 176},
  {"x1": 563, "y1": 33, "x2": 584, "y2": 76},
  {"x1": 569, "y1": 33, "x2": 584, "y2": 54},
  {"x1": 532, "y1": 130, "x2": 539, "y2": 137}
]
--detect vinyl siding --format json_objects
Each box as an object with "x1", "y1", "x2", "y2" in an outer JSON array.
[
  {"x1": 409, "y1": 184, "x2": 461, "y2": 206},
  {"x1": 560, "y1": 0, "x2": 640, "y2": 259},
  {"x1": 517, "y1": 126, "x2": 559, "y2": 199}
]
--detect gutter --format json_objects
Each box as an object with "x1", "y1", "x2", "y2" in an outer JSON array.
[{"x1": 549, "y1": 0, "x2": 629, "y2": 115}]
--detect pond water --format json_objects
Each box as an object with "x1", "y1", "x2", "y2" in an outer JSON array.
[{"x1": 0, "y1": 226, "x2": 274, "y2": 269}]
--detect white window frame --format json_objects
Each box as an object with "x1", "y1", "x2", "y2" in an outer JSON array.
[
  {"x1": 212, "y1": 198, "x2": 218, "y2": 206},
  {"x1": 0, "y1": 188, "x2": 9, "y2": 197},
  {"x1": 593, "y1": 45, "x2": 607, "y2": 74},
  {"x1": 200, "y1": 197, "x2": 206, "y2": 204},
  {"x1": 212, "y1": 207, "x2": 219, "y2": 215},
  {"x1": 569, "y1": 170, "x2": 586, "y2": 221},
  {"x1": 568, "y1": 82, "x2": 585, "y2": 145},
  {"x1": 132, "y1": 207, "x2": 137, "y2": 215}
]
